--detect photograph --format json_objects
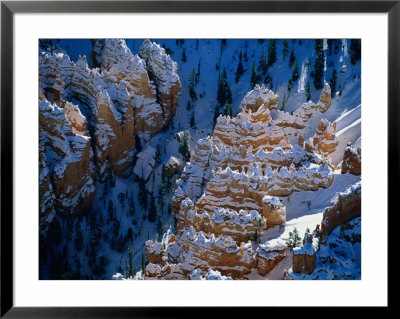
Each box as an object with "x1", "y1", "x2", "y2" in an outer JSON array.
[{"x1": 38, "y1": 38, "x2": 361, "y2": 281}]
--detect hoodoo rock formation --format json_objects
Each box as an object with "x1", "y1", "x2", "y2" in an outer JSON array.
[
  {"x1": 145, "y1": 84, "x2": 339, "y2": 279},
  {"x1": 39, "y1": 99, "x2": 95, "y2": 233},
  {"x1": 341, "y1": 144, "x2": 361, "y2": 175},
  {"x1": 39, "y1": 39, "x2": 181, "y2": 233},
  {"x1": 292, "y1": 181, "x2": 361, "y2": 275}
]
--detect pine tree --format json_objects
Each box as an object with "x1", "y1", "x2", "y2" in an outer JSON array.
[
  {"x1": 267, "y1": 39, "x2": 277, "y2": 67},
  {"x1": 254, "y1": 230, "x2": 258, "y2": 244},
  {"x1": 289, "y1": 49, "x2": 296, "y2": 67},
  {"x1": 292, "y1": 58, "x2": 299, "y2": 81},
  {"x1": 107, "y1": 200, "x2": 115, "y2": 221},
  {"x1": 135, "y1": 135, "x2": 142, "y2": 152},
  {"x1": 217, "y1": 72, "x2": 226, "y2": 106},
  {"x1": 128, "y1": 192, "x2": 135, "y2": 217},
  {"x1": 182, "y1": 48, "x2": 187, "y2": 62},
  {"x1": 148, "y1": 193, "x2": 156, "y2": 223},
  {"x1": 75, "y1": 223, "x2": 84, "y2": 252},
  {"x1": 155, "y1": 144, "x2": 161, "y2": 167},
  {"x1": 138, "y1": 179, "x2": 147, "y2": 211},
  {"x1": 189, "y1": 68, "x2": 196, "y2": 88},
  {"x1": 329, "y1": 69, "x2": 337, "y2": 96},
  {"x1": 349, "y1": 39, "x2": 361, "y2": 65},
  {"x1": 258, "y1": 51, "x2": 268, "y2": 76},
  {"x1": 235, "y1": 50, "x2": 245, "y2": 83},
  {"x1": 305, "y1": 81, "x2": 311, "y2": 101},
  {"x1": 287, "y1": 79, "x2": 293, "y2": 93},
  {"x1": 190, "y1": 111, "x2": 195, "y2": 128},
  {"x1": 196, "y1": 59, "x2": 201, "y2": 84},
  {"x1": 282, "y1": 39, "x2": 289, "y2": 61},
  {"x1": 313, "y1": 39, "x2": 325, "y2": 90},
  {"x1": 251, "y1": 61, "x2": 257, "y2": 88},
  {"x1": 223, "y1": 103, "x2": 232, "y2": 117},
  {"x1": 141, "y1": 251, "x2": 146, "y2": 274},
  {"x1": 284, "y1": 228, "x2": 302, "y2": 251},
  {"x1": 178, "y1": 132, "x2": 191, "y2": 162}
]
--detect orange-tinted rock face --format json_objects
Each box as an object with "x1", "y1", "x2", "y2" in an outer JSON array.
[
  {"x1": 39, "y1": 39, "x2": 181, "y2": 233},
  {"x1": 292, "y1": 229, "x2": 319, "y2": 274},
  {"x1": 39, "y1": 99, "x2": 95, "y2": 233},
  {"x1": 256, "y1": 239, "x2": 287, "y2": 276},
  {"x1": 320, "y1": 182, "x2": 361, "y2": 243},
  {"x1": 341, "y1": 145, "x2": 361, "y2": 175},
  {"x1": 307, "y1": 119, "x2": 338, "y2": 158},
  {"x1": 292, "y1": 182, "x2": 361, "y2": 275},
  {"x1": 239, "y1": 84, "x2": 279, "y2": 112},
  {"x1": 147, "y1": 84, "x2": 337, "y2": 280}
]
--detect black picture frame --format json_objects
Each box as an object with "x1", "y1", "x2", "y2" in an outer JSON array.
[{"x1": 1, "y1": 0, "x2": 395, "y2": 317}]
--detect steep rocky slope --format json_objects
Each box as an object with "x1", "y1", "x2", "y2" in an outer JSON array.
[
  {"x1": 39, "y1": 39, "x2": 181, "y2": 234},
  {"x1": 39, "y1": 38, "x2": 361, "y2": 280}
]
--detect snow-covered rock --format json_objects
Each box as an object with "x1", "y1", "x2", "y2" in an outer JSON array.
[
  {"x1": 133, "y1": 145, "x2": 156, "y2": 181},
  {"x1": 341, "y1": 144, "x2": 361, "y2": 175},
  {"x1": 163, "y1": 156, "x2": 183, "y2": 176},
  {"x1": 239, "y1": 84, "x2": 279, "y2": 112},
  {"x1": 39, "y1": 98, "x2": 95, "y2": 233},
  {"x1": 256, "y1": 238, "x2": 287, "y2": 276}
]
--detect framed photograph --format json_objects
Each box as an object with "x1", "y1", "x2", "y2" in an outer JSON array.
[{"x1": 1, "y1": 0, "x2": 395, "y2": 316}]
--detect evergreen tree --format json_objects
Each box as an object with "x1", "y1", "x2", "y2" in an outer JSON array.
[
  {"x1": 196, "y1": 59, "x2": 201, "y2": 84},
  {"x1": 235, "y1": 50, "x2": 245, "y2": 83},
  {"x1": 287, "y1": 79, "x2": 293, "y2": 93},
  {"x1": 258, "y1": 51, "x2": 268, "y2": 76},
  {"x1": 178, "y1": 132, "x2": 191, "y2": 162},
  {"x1": 128, "y1": 192, "x2": 136, "y2": 217},
  {"x1": 349, "y1": 39, "x2": 361, "y2": 65},
  {"x1": 284, "y1": 228, "x2": 302, "y2": 251},
  {"x1": 267, "y1": 39, "x2": 277, "y2": 67},
  {"x1": 135, "y1": 135, "x2": 142, "y2": 152},
  {"x1": 107, "y1": 200, "x2": 115, "y2": 220},
  {"x1": 217, "y1": 72, "x2": 226, "y2": 106},
  {"x1": 182, "y1": 48, "x2": 187, "y2": 62},
  {"x1": 155, "y1": 144, "x2": 161, "y2": 167},
  {"x1": 189, "y1": 68, "x2": 196, "y2": 88},
  {"x1": 141, "y1": 251, "x2": 146, "y2": 273},
  {"x1": 124, "y1": 241, "x2": 136, "y2": 278},
  {"x1": 313, "y1": 39, "x2": 325, "y2": 90},
  {"x1": 329, "y1": 69, "x2": 337, "y2": 96},
  {"x1": 217, "y1": 70, "x2": 232, "y2": 106},
  {"x1": 292, "y1": 58, "x2": 299, "y2": 81},
  {"x1": 190, "y1": 111, "x2": 195, "y2": 128},
  {"x1": 282, "y1": 39, "x2": 289, "y2": 61},
  {"x1": 254, "y1": 230, "x2": 258, "y2": 244},
  {"x1": 250, "y1": 61, "x2": 257, "y2": 88},
  {"x1": 138, "y1": 179, "x2": 147, "y2": 211},
  {"x1": 75, "y1": 223, "x2": 84, "y2": 252},
  {"x1": 223, "y1": 103, "x2": 232, "y2": 117},
  {"x1": 305, "y1": 81, "x2": 311, "y2": 101},
  {"x1": 148, "y1": 193, "x2": 157, "y2": 223},
  {"x1": 289, "y1": 49, "x2": 296, "y2": 67}
]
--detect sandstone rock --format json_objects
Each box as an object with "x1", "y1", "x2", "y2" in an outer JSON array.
[
  {"x1": 262, "y1": 196, "x2": 286, "y2": 228},
  {"x1": 133, "y1": 145, "x2": 156, "y2": 181},
  {"x1": 309, "y1": 118, "x2": 339, "y2": 157},
  {"x1": 163, "y1": 156, "x2": 183, "y2": 176},
  {"x1": 177, "y1": 198, "x2": 266, "y2": 243},
  {"x1": 256, "y1": 239, "x2": 287, "y2": 276},
  {"x1": 341, "y1": 144, "x2": 361, "y2": 175},
  {"x1": 320, "y1": 181, "x2": 361, "y2": 243},
  {"x1": 139, "y1": 39, "x2": 182, "y2": 126},
  {"x1": 39, "y1": 99, "x2": 95, "y2": 230},
  {"x1": 292, "y1": 229, "x2": 319, "y2": 274},
  {"x1": 239, "y1": 84, "x2": 279, "y2": 112},
  {"x1": 39, "y1": 39, "x2": 181, "y2": 234}
]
